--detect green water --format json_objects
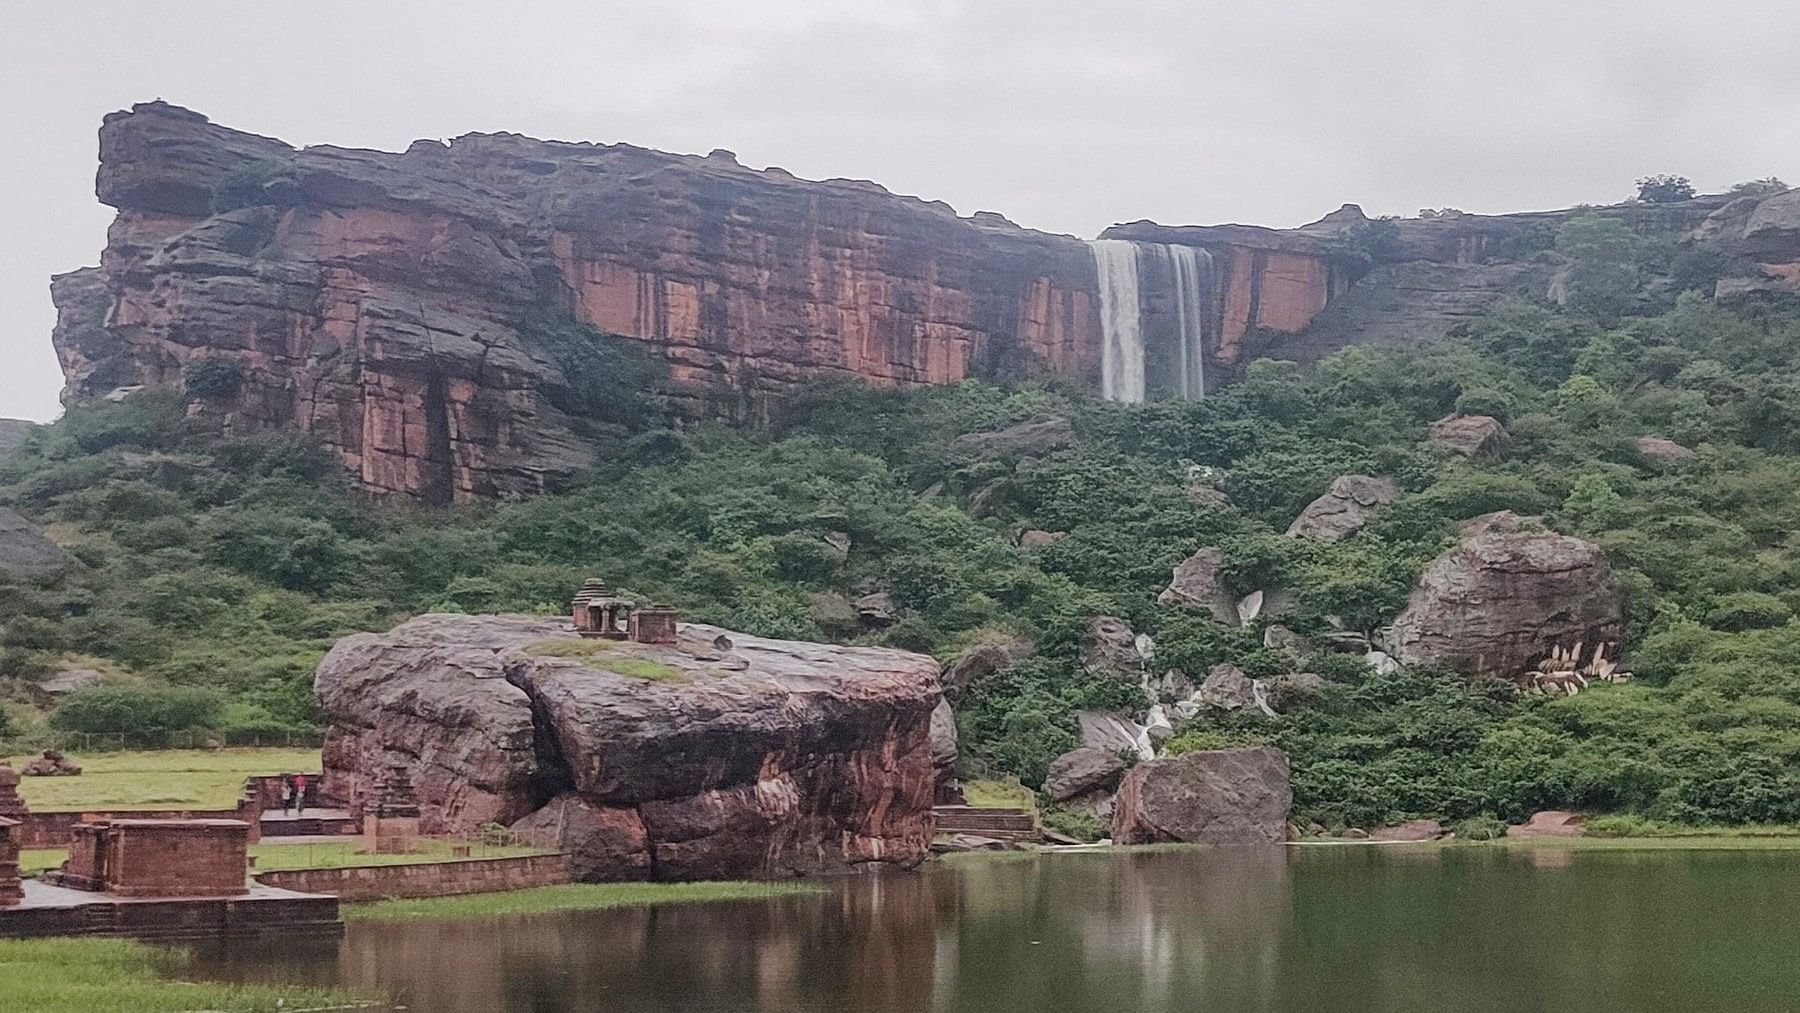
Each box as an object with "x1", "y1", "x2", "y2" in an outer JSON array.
[{"x1": 192, "y1": 845, "x2": 1800, "y2": 1012}]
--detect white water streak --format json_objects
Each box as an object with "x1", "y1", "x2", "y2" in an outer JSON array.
[{"x1": 1089, "y1": 239, "x2": 1145, "y2": 403}]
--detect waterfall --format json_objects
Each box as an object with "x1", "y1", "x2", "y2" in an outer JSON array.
[
  {"x1": 1162, "y1": 244, "x2": 1214, "y2": 400},
  {"x1": 1089, "y1": 239, "x2": 1145, "y2": 403},
  {"x1": 1089, "y1": 239, "x2": 1214, "y2": 403}
]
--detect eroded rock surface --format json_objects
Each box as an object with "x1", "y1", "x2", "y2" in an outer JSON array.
[
  {"x1": 1157, "y1": 548, "x2": 1238, "y2": 623},
  {"x1": 0, "y1": 508, "x2": 75, "y2": 583},
  {"x1": 1428, "y1": 414, "x2": 1508, "y2": 458},
  {"x1": 1286, "y1": 475, "x2": 1400, "y2": 541},
  {"x1": 1110, "y1": 746, "x2": 1292, "y2": 845},
  {"x1": 316, "y1": 613, "x2": 941, "y2": 879},
  {"x1": 1389, "y1": 529, "x2": 1623, "y2": 681}
]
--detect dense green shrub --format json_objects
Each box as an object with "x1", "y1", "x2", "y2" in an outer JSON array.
[
  {"x1": 1452, "y1": 814, "x2": 1507, "y2": 841},
  {"x1": 50, "y1": 683, "x2": 225, "y2": 743}
]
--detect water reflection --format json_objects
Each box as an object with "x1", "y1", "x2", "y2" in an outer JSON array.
[{"x1": 188, "y1": 845, "x2": 1800, "y2": 1013}]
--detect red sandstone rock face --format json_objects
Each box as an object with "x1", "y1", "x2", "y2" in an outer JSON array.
[
  {"x1": 54, "y1": 102, "x2": 1348, "y2": 499},
  {"x1": 314, "y1": 613, "x2": 942, "y2": 881}
]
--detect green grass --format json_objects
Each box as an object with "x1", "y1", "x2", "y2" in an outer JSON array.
[
  {"x1": 346, "y1": 881, "x2": 825, "y2": 922},
  {"x1": 961, "y1": 778, "x2": 1037, "y2": 810},
  {"x1": 19, "y1": 849, "x2": 64, "y2": 877},
  {"x1": 0, "y1": 937, "x2": 358, "y2": 1012},
  {"x1": 251, "y1": 838, "x2": 546, "y2": 871},
  {"x1": 5, "y1": 747, "x2": 320, "y2": 812},
  {"x1": 525, "y1": 639, "x2": 685, "y2": 682}
]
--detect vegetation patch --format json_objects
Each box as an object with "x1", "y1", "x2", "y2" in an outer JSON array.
[
  {"x1": 251, "y1": 838, "x2": 547, "y2": 871},
  {"x1": 524, "y1": 638, "x2": 616, "y2": 659},
  {"x1": 961, "y1": 778, "x2": 1036, "y2": 810},
  {"x1": 345, "y1": 881, "x2": 824, "y2": 922},
  {"x1": 5, "y1": 747, "x2": 319, "y2": 811},
  {"x1": 0, "y1": 937, "x2": 357, "y2": 1013}
]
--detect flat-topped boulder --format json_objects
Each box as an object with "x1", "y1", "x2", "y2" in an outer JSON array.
[{"x1": 316, "y1": 612, "x2": 941, "y2": 880}]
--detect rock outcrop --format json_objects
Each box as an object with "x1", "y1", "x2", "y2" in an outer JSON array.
[
  {"x1": 1286, "y1": 474, "x2": 1400, "y2": 541},
  {"x1": 1157, "y1": 548, "x2": 1238, "y2": 623},
  {"x1": 1078, "y1": 616, "x2": 1146, "y2": 683},
  {"x1": 316, "y1": 612, "x2": 941, "y2": 879},
  {"x1": 0, "y1": 420, "x2": 34, "y2": 458},
  {"x1": 1389, "y1": 528, "x2": 1623, "y2": 682},
  {"x1": 0, "y1": 508, "x2": 75, "y2": 583},
  {"x1": 1428, "y1": 414, "x2": 1508, "y2": 458},
  {"x1": 1635, "y1": 435, "x2": 1697, "y2": 465},
  {"x1": 1110, "y1": 746, "x2": 1291, "y2": 845}
]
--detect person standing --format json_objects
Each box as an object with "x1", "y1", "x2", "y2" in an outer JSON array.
[
  {"x1": 280, "y1": 776, "x2": 295, "y2": 816},
  {"x1": 294, "y1": 773, "x2": 309, "y2": 816}
]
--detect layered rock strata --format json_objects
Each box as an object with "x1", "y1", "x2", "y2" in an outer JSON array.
[{"x1": 315, "y1": 613, "x2": 942, "y2": 880}]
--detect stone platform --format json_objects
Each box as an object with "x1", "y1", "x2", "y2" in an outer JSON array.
[
  {"x1": 259, "y1": 808, "x2": 360, "y2": 838},
  {"x1": 0, "y1": 879, "x2": 341, "y2": 941}
]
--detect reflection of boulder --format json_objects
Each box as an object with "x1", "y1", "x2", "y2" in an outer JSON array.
[{"x1": 1110, "y1": 746, "x2": 1291, "y2": 845}]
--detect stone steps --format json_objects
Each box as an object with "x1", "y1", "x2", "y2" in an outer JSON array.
[{"x1": 932, "y1": 806, "x2": 1039, "y2": 839}]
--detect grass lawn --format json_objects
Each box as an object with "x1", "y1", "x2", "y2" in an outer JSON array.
[
  {"x1": 4, "y1": 747, "x2": 320, "y2": 812},
  {"x1": 347, "y1": 881, "x2": 825, "y2": 922},
  {"x1": 251, "y1": 837, "x2": 547, "y2": 871},
  {"x1": 960, "y1": 778, "x2": 1036, "y2": 810},
  {"x1": 0, "y1": 937, "x2": 358, "y2": 1013},
  {"x1": 20, "y1": 849, "x2": 65, "y2": 876}
]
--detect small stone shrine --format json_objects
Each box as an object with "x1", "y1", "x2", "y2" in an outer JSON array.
[
  {"x1": 0, "y1": 763, "x2": 26, "y2": 821},
  {"x1": 363, "y1": 764, "x2": 422, "y2": 855},
  {"x1": 572, "y1": 578, "x2": 682, "y2": 644},
  {"x1": 0, "y1": 816, "x2": 21, "y2": 907}
]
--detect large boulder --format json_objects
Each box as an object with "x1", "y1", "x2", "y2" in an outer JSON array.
[
  {"x1": 929, "y1": 699, "x2": 959, "y2": 782},
  {"x1": 940, "y1": 636, "x2": 1033, "y2": 700},
  {"x1": 0, "y1": 508, "x2": 74, "y2": 583},
  {"x1": 1078, "y1": 616, "x2": 1146, "y2": 682},
  {"x1": 1044, "y1": 746, "x2": 1129, "y2": 803},
  {"x1": 1110, "y1": 747, "x2": 1292, "y2": 845},
  {"x1": 1286, "y1": 475, "x2": 1400, "y2": 541},
  {"x1": 1635, "y1": 435, "x2": 1696, "y2": 465},
  {"x1": 949, "y1": 416, "x2": 1074, "y2": 459},
  {"x1": 1388, "y1": 529, "x2": 1623, "y2": 681},
  {"x1": 317, "y1": 613, "x2": 942, "y2": 880},
  {"x1": 1428, "y1": 414, "x2": 1508, "y2": 458},
  {"x1": 1157, "y1": 548, "x2": 1238, "y2": 624},
  {"x1": 511, "y1": 793, "x2": 651, "y2": 882},
  {"x1": 1197, "y1": 663, "x2": 1258, "y2": 711}
]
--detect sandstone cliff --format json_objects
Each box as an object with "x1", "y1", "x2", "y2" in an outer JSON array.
[
  {"x1": 51, "y1": 103, "x2": 1800, "y2": 500},
  {"x1": 314, "y1": 613, "x2": 941, "y2": 880}
]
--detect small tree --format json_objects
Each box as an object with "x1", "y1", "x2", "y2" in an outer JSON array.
[
  {"x1": 1728, "y1": 177, "x2": 1789, "y2": 198},
  {"x1": 1635, "y1": 174, "x2": 1696, "y2": 204}
]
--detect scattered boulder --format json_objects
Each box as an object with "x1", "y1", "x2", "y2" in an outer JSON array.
[
  {"x1": 1077, "y1": 711, "x2": 1155, "y2": 762},
  {"x1": 34, "y1": 663, "x2": 105, "y2": 700},
  {"x1": 0, "y1": 508, "x2": 75, "y2": 583},
  {"x1": 317, "y1": 613, "x2": 941, "y2": 880},
  {"x1": 1110, "y1": 746, "x2": 1292, "y2": 845},
  {"x1": 1635, "y1": 435, "x2": 1696, "y2": 465},
  {"x1": 1183, "y1": 483, "x2": 1229, "y2": 508},
  {"x1": 949, "y1": 416, "x2": 1074, "y2": 459},
  {"x1": 940, "y1": 636, "x2": 1033, "y2": 700},
  {"x1": 1079, "y1": 616, "x2": 1146, "y2": 682},
  {"x1": 1157, "y1": 548, "x2": 1238, "y2": 624},
  {"x1": 512, "y1": 794, "x2": 651, "y2": 882},
  {"x1": 1428, "y1": 414, "x2": 1508, "y2": 458},
  {"x1": 21, "y1": 750, "x2": 82, "y2": 777},
  {"x1": 1016, "y1": 529, "x2": 1066, "y2": 549},
  {"x1": 806, "y1": 592, "x2": 860, "y2": 634},
  {"x1": 1512, "y1": 810, "x2": 1585, "y2": 838},
  {"x1": 1263, "y1": 625, "x2": 1310, "y2": 657},
  {"x1": 1389, "y1": 528, "x2": 1623, "y2": 682},
  {"x1": 1044, "y1": 746, "x2": 1129, "y2": 803},
  {"x1": 854, "y1": 591, "x2": 899, "y2": 628},
  {"x1": 1198, "y1": 663, "x2": 1258, "y2": 711},
  {"x1": 1457, "y1": 510, "x2": 1537, "y2": 538},
  {"x1": 1263, "y1": 672, "x2": 1327, "y2": 713},
  {"x1": 1286, "y1": 475, "x2": 1401, "y2": 541},
  {"x1": 1370, "y1": 819, "x2": 1447, "y2": 842}
]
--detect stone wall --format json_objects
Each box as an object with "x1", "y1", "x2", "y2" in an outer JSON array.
[{"x1": 254, "y1": 852, "x2": 570, "y2": 902}]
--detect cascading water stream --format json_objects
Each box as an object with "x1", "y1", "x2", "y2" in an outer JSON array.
[
  {"x1": 1088, "y1": 239, "x2": 1145, "y2": 403},
  {"x1": 1088, "y1": 239, "x2": 1215, "y2": 403}
]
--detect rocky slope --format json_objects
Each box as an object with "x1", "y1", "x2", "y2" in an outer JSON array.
[
  {"x1": 314, "y1": 613, "x2": 942, "y2": 880},
  {"x1": 51, "y1": 103, "x2": 1800, "y2": 500}
]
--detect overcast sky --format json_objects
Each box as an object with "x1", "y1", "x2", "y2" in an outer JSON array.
[{"x1": 3, "y1": 1, "x2": 1797, "y2": 422}]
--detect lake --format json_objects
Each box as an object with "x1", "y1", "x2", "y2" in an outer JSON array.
[{"x1": 189, "y1": 844, "x2": 1800, "y2": 1012}]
